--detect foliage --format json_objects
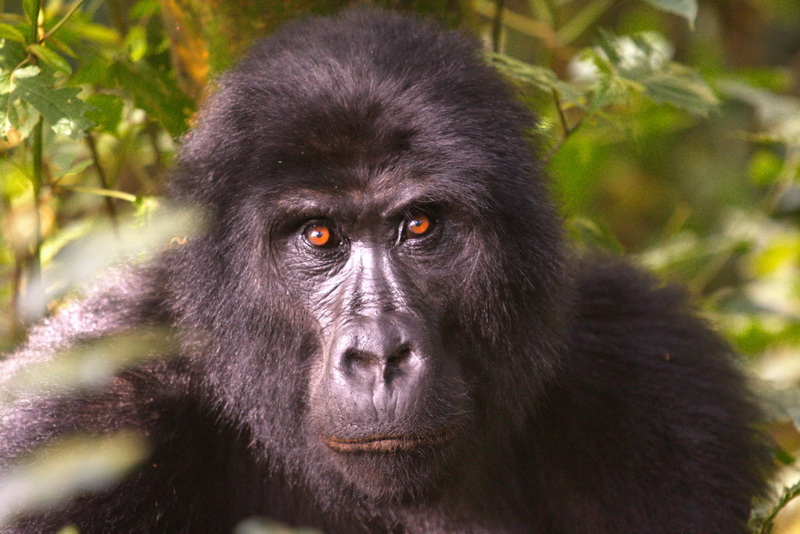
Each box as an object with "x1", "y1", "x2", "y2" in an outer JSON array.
[{"x1": 1, "y1": 0, "x2": 800, "y2": 530}]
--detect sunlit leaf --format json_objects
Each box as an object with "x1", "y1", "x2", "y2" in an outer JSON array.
[
  {"x1": 10, "y1": 66, "x2": 93, "y2": 139},
  {"x1": 572, "y1": 32, "x2": 718, "y2": 117}
]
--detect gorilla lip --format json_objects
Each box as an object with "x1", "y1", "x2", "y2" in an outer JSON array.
[{"x1": 322, "y1": 430, "x2": 457, "y2": 453}]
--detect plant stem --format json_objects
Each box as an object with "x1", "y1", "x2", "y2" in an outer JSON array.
[
  {"x1": 29, "y1": 0, "x2": 40, "y2": 44},
  {"x1": 491, "y1": 0, "x2": 506, "y2": 53},
  {"x1": 42, "y1": 0, "x2": 87, "y2": 41},
  {"x1": 28, "y1": 116, "x2": 45, "y2": 321},
  {"x1": 546, "y1": 89, "x2": 585, "y2": 161},
  {"x1": 57, "y1": 185, "x2": 138, "y2": 203},
  {"x1": 24, "y1": 0, "x2": 45, "y2": 322},
  {"x1": 86, "y1": 132, "x2": 119, "y2": 230}
]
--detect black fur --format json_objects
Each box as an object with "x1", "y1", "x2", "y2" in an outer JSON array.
[{"x1": 0, "y1": 9, "x2": 770, "y2": 533}]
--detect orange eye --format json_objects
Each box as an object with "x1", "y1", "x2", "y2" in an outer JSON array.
[
  {"x1": 405, "y1": 214, "x2": 432, "y2": 238},
  {"x1": 304, "y1": 224, "x2": 338, "y2": 248}
]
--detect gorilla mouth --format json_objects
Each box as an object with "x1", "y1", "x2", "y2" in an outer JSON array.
[{"x1": 323, "y1": 430, "x2": 457, "y2": 453}]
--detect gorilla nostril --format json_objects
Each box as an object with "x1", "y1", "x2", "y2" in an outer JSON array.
[
  {"x1": 343, "y1": 349, "x2": 378, "y2": 375},
  {"x1": 386, "y1": 344, "x2": 412, "y2": 367},
  {"x1": 384, "y1": 344, "x2": 413, "y2": 383}
]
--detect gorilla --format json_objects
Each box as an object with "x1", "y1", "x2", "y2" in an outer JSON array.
[{"x1": 0, "y1": 8, "x2": 770, "y2": 534}]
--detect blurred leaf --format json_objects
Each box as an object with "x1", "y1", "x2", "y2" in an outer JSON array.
[
  {"x1": 110, "y1": 60, "x2": 193, "y2": 137},
  {"x1": 759, "y1": 384, "x2": 800, "y2": 432},
  {"x1": 125, "y1": 26, "x2": 148, "y2": 62},
  {"x1": 0, "y1": 432, "x2": 149, "y2": 527},
  {"x1": 42, "y1": 207, "x2": 202, "y2": 302},
  {"x1": 749, "y1": 149, "x2": 783, "y2": 187},
  {"x1": 0, "y1": 39, "x2": 28, "y2": 71},
  {"x1": 774, "y1": 449, "x2": 796, "y2": 466},
  {"x1": 1, "y1": 328, "x2": 176, "y2": 401},
  {"x1": 27, "y1": 43, "x2": 71, "y2": 74},
  {"x1": 0, "y1": 24, "x2": 27, "y2": 45},
  {"x1": 640, "y1": 0, "x2": 697, "y2": 29},
  {"x1": 66, "y1": 20, "x2": 119, "y2": 45},
  {"x1": 85, "y1": 93, "x2": 123, "y2": 133},
  {"x1": 0, "y1": 161, "x2": 32, "y2": 198},
  {"x1": 0, "y1": 97, "x2": 39, "y2": 141},
  {"x1": 720, "y1": 82, "x2": 800, "y2": 147},
  {"x1": 752, "y1": 238, "x2": 800, "y2": 277}
]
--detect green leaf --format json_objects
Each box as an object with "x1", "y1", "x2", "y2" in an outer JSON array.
[
  {"x1": 0, "y1": 96, "x2": 39, "y2": 141},
  {"x1": 0, "y1": 24, "x2": 27, "y2": 45},
  {"x1": 11, "y1": 66, "x2": 93, "y2": 139},
  {"x1": 639, "y1": 65, "x2": 719, "y2": 117},
  {"x1": 85, "y1": 93, "x2": 123, "y2": 134},
  {"x1": 27, "y1": 44, "x2": 72, "y2": 74},
  {"x1": 578, "y1": 32, "x2": 718, "y2": 117},
  {"x1": 125, "y1": 26, "x2": 148, "y2": 62},
  {"x1": 67, "y1": 20, "x2": 119, "y2": 46},
  {"x1": 640, "y1": 0, "x2": 698, "y2": 29},
  {"x1": 489, "y1": 53, "x2": 584, "y2": 105},
  {"x1": 0, "y1": 39, "x2": 27, "y2": 71},
  {"x1": 0, "y1": 71, "x2": 12, "y2": 95},
  {"x1": 111, "y1": 60, "x2": 194, "y2": 137}
]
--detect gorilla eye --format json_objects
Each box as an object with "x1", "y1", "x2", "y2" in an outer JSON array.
[
  {"x1": 404, "y1": 214, "x2": 433, "y2": 240},
  {"x1": 303, "y1": 222, "x2": 340, "y2": 248}
]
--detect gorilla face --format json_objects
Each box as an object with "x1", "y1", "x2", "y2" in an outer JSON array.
[
  {"x1": 274, "y1": 167, "x2": 478, "y2": 498},
  {"x1": 167, "y1": 9, "x2": 570, "y2": 501}
]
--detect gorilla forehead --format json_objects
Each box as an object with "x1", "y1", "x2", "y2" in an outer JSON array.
[{"x1": 175, "y1": 9, "x2": 537, "y2": 205}]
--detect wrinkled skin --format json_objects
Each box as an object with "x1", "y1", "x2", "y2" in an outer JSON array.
[{"x1": 0, "y1": 8, "x2": 771, "y2": 534}]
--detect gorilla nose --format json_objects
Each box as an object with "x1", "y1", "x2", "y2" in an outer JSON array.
[
  {"x1": 342, "y1": 342, "x2": 415, "y2": 385},
  {"x1": 330, "y1": 316, "x2": 428, "y2": 418}
]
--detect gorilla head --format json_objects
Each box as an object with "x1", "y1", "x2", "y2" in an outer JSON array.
[{"x1": 166, "y1": 9, "x2": 570, "y2": 500}]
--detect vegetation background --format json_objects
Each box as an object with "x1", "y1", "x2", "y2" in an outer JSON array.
[{"x1": 0, "y1": 0, "x2": 799, "y2": 531}]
